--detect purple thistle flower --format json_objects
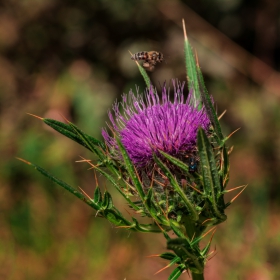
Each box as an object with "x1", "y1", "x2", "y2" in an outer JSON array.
[{"x1": 102, "y1": 82, "x2": 211, "y2": 168}]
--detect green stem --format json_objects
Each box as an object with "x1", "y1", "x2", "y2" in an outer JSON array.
[{"x1": 191, "y1": 272, "x2": 204, "y2": 280}]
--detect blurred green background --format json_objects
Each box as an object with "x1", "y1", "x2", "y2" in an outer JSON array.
[{"x1": 1, "y1": 0, "x2": 280, "y2": 279}]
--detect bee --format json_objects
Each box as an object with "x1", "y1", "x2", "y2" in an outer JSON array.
[{"x1": 131, "y1": 51, "x2": 164, "y2": 71}]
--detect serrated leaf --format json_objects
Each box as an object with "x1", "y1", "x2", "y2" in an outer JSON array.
[
  {"x1": 167, "y1": 237, "x2": 192, "y2": 252},
  {"x1": 116, "y1": 138, "x2": 170, "y2": 226},
  {"x1": 184, "y1": 32, "x2": 200, "y2": 106},
  {"x1": 170, "y1": 220, "x2": 186, "y2": 238},
  {"x1": 197, "y1": 68, "x2": 224, "y2": 145},
  {"x1": 201, "y1": 240, "x2": 212, "y2": 257},
  {"x1": 167, "y1": 238, "x2": 192, "y2": 259},
  {"x1": 43, "y1": 118, "x2": 105, "y2": 151},
  {"x1": 104, "y1": 209, "x2": 131, "y2": 227},
  {"x1": 153, "y1": 154, "x2": 198, "y2": 221},
  {"x1": 168, "y1": 266, "x2": 183, "y2": 280},
  {"x1": 159, "y1": 150, "x2": 190, "y2": 174},
  {"x1": 130, "y1": 217, "x2": 163, "y2": 233},
  {"x1": 163, "y1": 231, "x2": 171, "y2": 241},
  {"x1": 93, "y1": 166, "x2": 139, "y2": 211},
  {"x1": 145, "y1": 188, "x2": 162, "y2": 219},
  {"x1": 197, "y1": 128, "x2": 221, "y2": 195},
  {"x1": 160, "y1": 252, "x2": 178, "y2": 261},
  {"x1": 221, "y1": 145, "x2": 230, "y2": 189},
  {"x1": 102, "y1": 192, "x2": 113, "y2": 209},
  {"x1": 167, "y1": 237, "x2": 204, "y2": 274},
  {"x1": 67, "y1": 122, "x2": 105, "y2": 159},
  {"x1": 159, "y1": 256, "x2": 182, "y2": 275},
  {"x1": 197, "y1": 128, "x2": 226, "y2": 221},
  {"x1": 24, "y1": 160, "x2": 99, "y2": 210},
  {"x1": 94, "y1": 187, "x2": 102, "y2": 204},
  {"x1": 116, "y1": 138, "x2": 145, "y2": 199}
]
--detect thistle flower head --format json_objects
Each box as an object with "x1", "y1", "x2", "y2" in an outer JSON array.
[{"x1": 102, "y1": 82, "x2": 211, "y2": 169}]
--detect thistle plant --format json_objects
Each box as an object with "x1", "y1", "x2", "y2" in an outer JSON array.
[{"x1": 19, "y1": 20, "x2": 244, "y2": 280}]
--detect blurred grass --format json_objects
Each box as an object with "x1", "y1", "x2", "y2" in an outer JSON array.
[{"x1": 1, "y1": 0, "x2": 280, "y2": 279}]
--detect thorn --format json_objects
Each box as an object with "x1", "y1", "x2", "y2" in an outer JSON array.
[
  {"x1": 209, "y1": 227, "x2": 216, "y2": 243},
  {"x1": 149, "y1": 168, "x2": 155, "y2": 189},
  {"x1": 230, "y1": 185, "x2": 247, "y2": 204},
  {"x1": 207, "y1": 245, "x2": 217, "y2": 258},
  {"x1": 200, "y1": 227, "x2": 216, "y2": 240},
  {"x1": 187, "y1": 182, "x2": 203, "y2": 194},
  {"x1": 15, "y1": 157, "x2": 31, "y2": 165},
  {"x1": 153, "y1": 178, "x2": 165, "y2": 187},
  {"x1": 225, "y1": 184, "x2": 247, "y2": 193},
  {"x1": 191, "y1": 232, "x2": 196, "y2": 242},
  {"x1": 26, "y1": 113, "x2": 43, "y2": 120},
  {"x1": 201, "y1": 218, "x2": 213, "y2": 226},
  {"x1": 95, "y1": 210, "x2": 100, "y2": 217},
  {"x1": 157, "y1": 201, "x2": 169, "y2": 222},
  {"x1": 115, "y1": 225, "x2": 132, "y2": 229},
  {"x1": 154, "y1": 263, "x2": 172, "y2": 275},
  {"x1": 146, "y1": 254, "x2": 160, "y2": 258},
  {"x1": 124, "y1": 208, "x2": 132, "y2": 217},
  {"x1": 94, "y1": 170, "x2": 99, "y2": 187},
  {"x1": 59, "y1": 113, "x2": 70, "y2": 123},
  {"x1": 207, "y1": 251, "x2": 218, "y2": 262},
  {"x1": 153, "y1": 217, "x2": 165, "y2": 232},
  {"x1": 228, "y1": 146, "x2": 234, "y2": 155},
  {"x1": 78, "y1": 155, "x2": 97, "y2": 169},
  {"x1": 78, "y1": 186, "x2": 92, "y2": 200},
  {"x1": 124, "y1": 180, "x2": 137, "y2": 193},
  {"x1": 226, "y1": 128, "x2": 241, "y2": 140},
  {"x1": 218, "y1": 110, "x2": 227, "y2": 120},
  {"x1": 194, "y1": 49, "x2": 199, "y2": 67},
  {"x1": 222, "y1": 174, "x2": 229, "y2": 187},
  {"x1": 182, "y1": 19, "x2": 187, "y2": 40},
  {"x1": 75, "y1": 159, "x2": 91, "y2": 163}
]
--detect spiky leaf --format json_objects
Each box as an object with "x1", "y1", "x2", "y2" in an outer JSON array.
[
  {"x1": 183, "y1": 29, "x2": 200, "y2": 105},
  {"x1": 168, "y1": 266, "x2": 184, "y2": 280},
  {"x1": 159, "y1": 150, "x2": 192, "y2": 175},
  {"x1": 116, "y1": 138, "x2": 145, "y2": 200},
  {"x1": 197, "y1": 68, "x2": 224, "y2": 144},
  {"x1": 102, "y1": 192, "x2": 113, "y2": 209},
  {"x1": 22, "y1": 160, "x2": 99, "y2": 210},
  {"x1": 93, "y1": 166, "x2": 140, "y2": 211},
  {"x1": 43, "y1": 118, "x2": 105, "y2": 151},
  {"x1": 67, "y1": 122, "x2": 105, "y2": 159},
  {"x1": 153, "y1": 154, "x2": 198, "y2": 221},
  {"x1": 160, "y1": 252, "x2": 178, "y2": 261},
  {"x1": 197, "y1": 128, "x2": 226, "y2": 221},
  {"x1": 221, "y1": 145, "x2": 230, "y2": 189},
  {"x1": 94, "y1": 187, "x2": 102, "y2": 204}
]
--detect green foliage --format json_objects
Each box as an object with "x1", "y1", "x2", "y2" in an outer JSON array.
[
  {"x1": 197, "y1": 69, "x2": 224, "y2": 145},
  {"x1": 43, "y1": 118, "x2": 105, "y2": 158},
  {"x1": 183, "y1": 27, "x2": 200, "y2": 106},
  {"x1": 153, "y1": 155, "x2": 199, "y2": 222},
  {"x1": 168, "y1": 266, "x2": 184, "y2": 280},
  {"x1": 197, "y1": 128, "x2": 226, "y2": 221},
  {"x1": 21, "y1": 22, "x2": 236, "y2": 280}
]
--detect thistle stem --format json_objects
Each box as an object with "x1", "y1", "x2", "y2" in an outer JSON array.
[{"x1": 191, "y1": 272, "x2": 204, "y2": 280}]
